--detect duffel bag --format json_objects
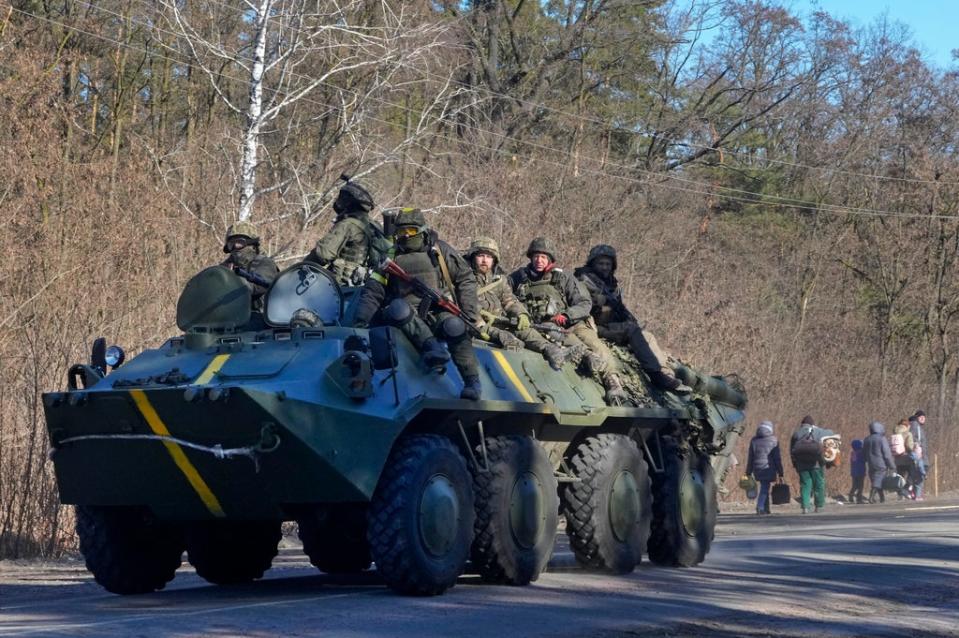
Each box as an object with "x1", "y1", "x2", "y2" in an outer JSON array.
[
  {"x1": 771, "y1": 481, "x2": 791, "y2": 505},
  {"x1": 881, "y1": 473, "x2": 906, "y2": 491}
]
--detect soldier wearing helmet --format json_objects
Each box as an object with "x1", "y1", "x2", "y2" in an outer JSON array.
[
  {"x1": 353, "y1": 208, "x2": 483, "y2": 400},
  {"x1": 307, "y1": 175, "x2": 391, "y2": 286},
  {"x1": 574, "y1": 244, "x2": 688, "y2": 392},
  {"x1": 221, "y1": 220, "x2": 279, "y2": 311},
  {"x1": 508, "y1": 237, "x2": 628, "y2": 404},
  {"x1": 465, "y1": 237, "x2": 571, "y2": 370}
]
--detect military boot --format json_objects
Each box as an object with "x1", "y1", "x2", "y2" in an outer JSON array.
[
  {"x1": 543, "y1": 344, "x2": 568, "y2": 370},
  {"x1": 421, "y1": 338, "x2": 450, "y2": 372},
  {"x1": 460, "y1": 375, "x2": 482, "y2": 400},
  {"x1": 600, "y1": 370, "x2": 630, "y2": 406},
  {"x1": 648, "y1": 369, "x2": 691, "y2": 393}
]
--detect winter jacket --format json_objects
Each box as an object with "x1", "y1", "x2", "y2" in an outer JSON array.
[
  {"x1": 909, "y1": 418, "x2": 930, "y2": 460},
  {"x1": 862, "y1": 421, "x2": 896, "y2": 475},
  {"x1": 849, "y1": 439, "x2": 866, "y2": 478},
  {"x1": 891, "y1": 422, "x2": 915, "y2": 455},
  {"x1": 746, "y1": 424, "x2": 784, "y2": 482}
]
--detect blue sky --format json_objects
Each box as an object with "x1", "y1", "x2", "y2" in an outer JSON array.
[{"x1": 793, "y1": 0, "x2": 957, "y2": 68}]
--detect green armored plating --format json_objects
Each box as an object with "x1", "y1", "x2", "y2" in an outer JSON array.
[{"x1": 44, "y1": 259, "x2": 746, "y2": 596}]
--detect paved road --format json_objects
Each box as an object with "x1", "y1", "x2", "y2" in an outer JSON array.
[{"x1": 2, "y1": 501, "x2": 958, "y2": 637}]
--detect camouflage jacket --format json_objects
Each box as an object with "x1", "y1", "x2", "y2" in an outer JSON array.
[
  {"x1": 507, "y1": 265, "x2": 592, "y2": 323},
  {"x1": 307, "y1": 214, "x2": 390, "y2": 285},
  {"x1": 573, "y1": 264, "x2": 638, "y2": 326},
  {"x1": 221, "y1": 248, "x2": 279, "y2": 311},
  {"x1": 474, "y1": 270, "x2": 528, "y2": 323},
  {"x1": 353, "y1": 239, "x2": 479, "y2": 326}
]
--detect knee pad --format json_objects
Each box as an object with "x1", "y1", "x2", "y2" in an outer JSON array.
[
  {"x1": 437, "y1": 315, "x2": 468, "y2": 343},
  {"x1": 384, "y1": 299, "x2": 414, "y2": 327}
]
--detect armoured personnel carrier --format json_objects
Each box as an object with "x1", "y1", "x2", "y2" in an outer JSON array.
[{"x1": 43, "y1": 263, "x2": 746, "y2": 596}]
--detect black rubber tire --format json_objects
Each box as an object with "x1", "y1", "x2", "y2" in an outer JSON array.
[
  {"x1": 186, "y1": 520, "x2": 281, "y2": 585},
  {"x1": 561, "y1": 434, "x2": 652, "y2": 574},
  {"x1": 647, "y1": 445, "x2": 718, "y2": 567},
  {"x1": 367, "y1": 434, "x2": 475, "y2": 596},
  {"x1": 470, "y1": 435, "x2": 559, "y2": 585},
  {"x1": 297, "y1": 505, "x2": 372, "y2": 574},
  {"x1": 75, "y1": 505, "x2": 184, "y2": 595}
]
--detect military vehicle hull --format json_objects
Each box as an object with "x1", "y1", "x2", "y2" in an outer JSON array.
[{"x1": 44, "y1": 264, "x2": 746, "y2": 595}]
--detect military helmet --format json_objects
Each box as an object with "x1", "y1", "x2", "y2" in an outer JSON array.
[
  {"x1": 526, "y1": 237, "x2": 556, "y2": 262},
  {"x1": 223, "y1": 220, "x2": 260, "y2": 252},
  {"x1": 394, "y1": 207, "x2": 427, "y2": 230},
  {"x1": 338, "y1": 175, "x2": 375, "y2": 213},
  {"x1": 466, "y1": 236, "x2": 500, "y2": 263},
  {"x1": 587, "y1": 244, "x2": 617, "y2": 270}
]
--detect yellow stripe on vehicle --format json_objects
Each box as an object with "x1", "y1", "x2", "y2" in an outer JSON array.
[
  {"x1": 492, "y1": 350, "x2": 536, "y2": 403},
  {"x1": 129, "y1": 389, "x2": 226, "y2": 518},
  {"x1": 194, "y1": 354, "x2": 230, "y2": 385}
]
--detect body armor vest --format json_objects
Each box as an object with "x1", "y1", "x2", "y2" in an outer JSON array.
[
  {"x1": 516, "y1": 274, "x2": 566, "y2": 321},
  {"x1": 337, "y1": 216, "x2": 372, "y2": 265},
  {"x1": 391, "y1": 248, "x2": 443, "y2": 306}
]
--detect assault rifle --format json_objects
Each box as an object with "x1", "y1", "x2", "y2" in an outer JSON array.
[
  {"x1": 235, "y1": 266, "x2": 273, "y2": 289},
  {"x1": 480, "y1": 309, "x2": 518, "y2": 329},
  {"x1": 533, "y1": 321, "x2": 569, "y2": 343},
  {"x1": 380, "y1": 259, "x2": 483, "y2": 338}
]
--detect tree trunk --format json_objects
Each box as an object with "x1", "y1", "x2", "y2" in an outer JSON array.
[{"x1": 237, "y1": 0, "x2": 272, "y2": 222}]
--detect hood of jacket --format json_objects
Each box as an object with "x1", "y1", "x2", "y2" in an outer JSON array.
[
  {"x1": 869, "y1": 421, "x2": 885, "y2": 435},
  {"x1": 851, "y1": 439, "x2": 864, "y2": 450},
  {"x1": 758, "y1": 420, "x2": 774, "y2": 437}
]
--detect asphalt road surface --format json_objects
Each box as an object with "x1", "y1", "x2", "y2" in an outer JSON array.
[{"x1": 2, "y1": 500, "x2": 958, "y2": 637}]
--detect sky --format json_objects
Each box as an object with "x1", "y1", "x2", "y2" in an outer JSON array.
[{"x1": 793, "y1": 0, "x2": 957, "y2": 68}]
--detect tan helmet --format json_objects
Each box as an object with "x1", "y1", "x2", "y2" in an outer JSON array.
[
  {"x1": 223, "y1": 220, "x2": 260, "y2": 252},
  {"x1": 466, "y1": 236, "x2": 500, "y2": 263},
  {"x1": 526, "y1": 236, "x2": 556, "y2": 262},
  {"x1": 587, "y1": 244, "x2": 617, "y2": 270}
]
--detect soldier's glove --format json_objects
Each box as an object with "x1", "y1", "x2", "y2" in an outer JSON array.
[
  {"x1": 350, "y1": 266, "x2": 369, "y2": 286},
  {"x1": 550, "y1": 313, "x2": 569, "y2": 327},
  {"x1": 476, "y1": 321, "x2": 492, "y2": 341},
  {"x1": 516, "y1": 313, "x2": 531, "y2": 331}
]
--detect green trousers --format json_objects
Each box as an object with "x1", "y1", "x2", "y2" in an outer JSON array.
[{"x1": 798, "y1": 467, "x2": 826, "y2": 509}]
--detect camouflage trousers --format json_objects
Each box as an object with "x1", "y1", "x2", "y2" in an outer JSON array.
[
  {"x1": 536, "y1": 318, "x2": 618, "y2": 374},
  {"x1": 400, "y1": 310, "x2": 479, "y2": 380},
  {"x1": 487, "y1": 325, "x2": 555, "y2": 356},
  {"x1": 598, "y1": 320, "x2": 668, "y2": 374}
]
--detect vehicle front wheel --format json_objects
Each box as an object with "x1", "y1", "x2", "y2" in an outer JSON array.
[
  {"x1": 367, "y1": 434, "x2": 475, "y2": 596},
  {"x1": 186, "y1": 520, "x2": 281, "y2": 585}
]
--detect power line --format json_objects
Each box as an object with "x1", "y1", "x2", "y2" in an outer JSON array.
[{"x1": 8, "y1": 4, "x2": 959, "y2": 222}]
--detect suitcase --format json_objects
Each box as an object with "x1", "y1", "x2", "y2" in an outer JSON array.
[{"x1": 771, "y1": 482, "x2": 791, "y2": 505}]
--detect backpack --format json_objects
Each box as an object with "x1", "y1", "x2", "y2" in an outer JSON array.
[
  {"x1": 889, "y1": 433, "x2": 905, "y2": 456},
  {"x1": 792, "y1": 428, "x2": 822, "y2": 463}
]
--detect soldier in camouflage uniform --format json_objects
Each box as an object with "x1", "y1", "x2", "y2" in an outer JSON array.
[
  {"x1": 508, "y1": 237, "x2": 628, "y2": 404},
  {"x1": 574, "y1": 244, "x2": 689, "y2": 392},
  {"x1": 465, "y1": 237, "x2": 570, "y2": 370},
  {"x1": 353, "y1": 208, "x2": 482, "y2": 400},
  {"x1": 307, "y1": 175, "x2": 390, "y2": 286},
  {"x1": 220, "y1": 221, "x2": 279, "y2": 312}
]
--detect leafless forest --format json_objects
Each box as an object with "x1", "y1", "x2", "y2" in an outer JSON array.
[{"x1": 1, "y1": 1, "x2": 958, "y2": 558}]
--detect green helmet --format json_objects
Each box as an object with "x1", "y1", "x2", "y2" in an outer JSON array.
[
  {"x1": 336, "y1": 174, "x2": 375, "y2": 214},
  {"x1": 223, "y1": 220, "x2": 260, "y2": 252},
  {"x1": 466, "y1": 236, "x2": 500, "y2": 263},
  {"x1": 394, "y1": 207, "x2": 427, "y2": 230},
  {"x1": 587, "y1": 244, "x2": 617, "y2": 270},
  {"x1": 526, "y1": 237, "x2": 556, "y2": 262}
]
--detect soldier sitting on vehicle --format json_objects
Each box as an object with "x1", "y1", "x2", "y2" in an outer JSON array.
[
  {"x1": 306, "y1": 174, "x2": 391, "y2": 287},
  {"x1": 508, "y1": 237, "x2": 628, "y2": 404},
  {"x1": 465, "y1": 237, "x2": 572, "y2": 370},
  {"x1": 352, "y1": 208, "x2": 483, "y2": 400},
  {"x1": 221, "y1": 221, "x2": 279, "y2": 312},
  {"x1": 574, "y1": 244, "x2": 689, "y2": 392}
]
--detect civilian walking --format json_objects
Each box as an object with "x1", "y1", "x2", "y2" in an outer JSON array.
[{"x1": 746, "y1": 420, "x2": 784, "y2": 515}]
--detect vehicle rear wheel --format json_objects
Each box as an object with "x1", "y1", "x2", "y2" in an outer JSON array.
[
  {"x1": 297, "y1": 504, "x2": 372, "y2": 574},
  {"x1": 186, "y1": 520, "x2": 281, "y2": 585},
  {"x1": 561, "y1": 434, "x2": 651, "y2": 574},
  {"x1": 647, "y1": 445, "x2": 717, "y2": 567},
  {"x1": 367, "y1": 434, "x2": 475, "y2": 596},
  {"x1": 76, "y1": 505, "x2": 184, "y2": 595},
  {"x1": 471, "y1": 435, "x2": 559, "y2": 585}
]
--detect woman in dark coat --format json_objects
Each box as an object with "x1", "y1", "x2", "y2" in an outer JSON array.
[
  {"x1": 862, "y1": 421, "x2": 896, "y2": 503},
  {"x1": 746, "y1": 420, "x2": 784, "y2": 514}
]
